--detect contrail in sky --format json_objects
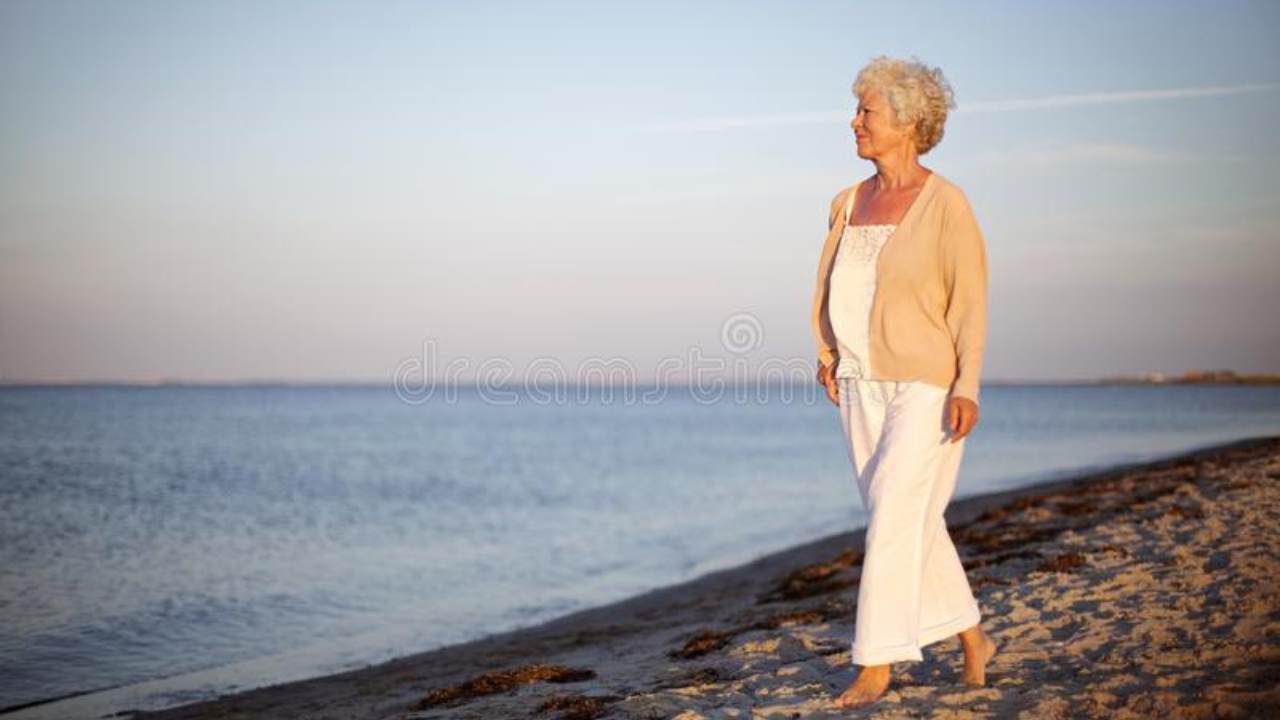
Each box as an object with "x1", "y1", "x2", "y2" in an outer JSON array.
[
  {"x1": 963, "y1": 82, "x2": 1280, "y2": 112},
  {"x1": 635, "y1": 82, "x2": 1280, "y2": 133}
]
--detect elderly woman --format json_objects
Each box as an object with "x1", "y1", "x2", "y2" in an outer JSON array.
[{"x1": 810, "y1": 56, "x2": 998, "y2": 709}]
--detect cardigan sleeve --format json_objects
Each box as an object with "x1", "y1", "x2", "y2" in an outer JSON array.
[
  {"x1": 814, "y1": 187, "x2": 850, "y2": 378},
  {"x1": 828, "y1": 187, "x2": 845, "y2": 230},
  {"x1": 940, "y1": 187, "x2": 989, "y2": 405}
]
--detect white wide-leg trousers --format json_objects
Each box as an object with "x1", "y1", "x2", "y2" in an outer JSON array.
[{"x1": 837, "y1": 377, "x2": 982, "y2": 666}]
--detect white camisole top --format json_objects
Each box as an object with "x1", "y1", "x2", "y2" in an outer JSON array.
[{"x1": 828, "y1": 223, "x2": 896, "y2": 381}]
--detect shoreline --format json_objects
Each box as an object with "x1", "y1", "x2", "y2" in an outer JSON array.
[{"x1": 36, "y1": 436, "x2": 1280, "y2": 718}]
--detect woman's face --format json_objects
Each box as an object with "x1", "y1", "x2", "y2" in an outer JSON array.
[{"x1": 850, "y1": 88, "x2": 913, "y2": 159}]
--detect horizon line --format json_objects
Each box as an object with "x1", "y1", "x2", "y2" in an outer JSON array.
[{"x1": 0, "y1": 375, "x2": 1271, "y2": 389}]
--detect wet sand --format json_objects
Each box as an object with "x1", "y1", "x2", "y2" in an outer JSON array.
[{"x1": 129, "y1": 436, "x2": 1280, "y2": 719}]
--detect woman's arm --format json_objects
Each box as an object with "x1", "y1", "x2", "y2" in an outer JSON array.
[
  {"x1": 814, "y1": 187, "x2": 852, "y2": 380},
  {"x1": 940, "y1": 188, "x2": 989, "y2": 405}
]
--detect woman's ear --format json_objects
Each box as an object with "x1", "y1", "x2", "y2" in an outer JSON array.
[{"x1": 902, "y1": 118, "x2": 920, "y2": 147}]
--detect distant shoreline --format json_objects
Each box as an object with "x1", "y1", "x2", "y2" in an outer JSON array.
[{"x1": 1097, "y1": 370, "x2": 1280, "y2": 385}]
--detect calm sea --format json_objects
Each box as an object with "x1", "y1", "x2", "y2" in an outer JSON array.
[{"x1": 2, "y1": 383, "x2": 1279, "y2": 718}]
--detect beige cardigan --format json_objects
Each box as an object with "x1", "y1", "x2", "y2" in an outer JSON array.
[{"x1": 810, "y1": 171, "x2": 989, "y2": 404}]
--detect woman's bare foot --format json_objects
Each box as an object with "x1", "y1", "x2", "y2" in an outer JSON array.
[
  {"x1": 958, "y1": 624, "x2": 998, "y2": 686},
  {"x1": 831, "y1": 663, "x2": 891, "y2": 709}
]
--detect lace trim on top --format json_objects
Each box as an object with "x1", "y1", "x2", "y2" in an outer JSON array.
[{"x1": 834, "y1": 224, "x2": 896, "y2": 264}]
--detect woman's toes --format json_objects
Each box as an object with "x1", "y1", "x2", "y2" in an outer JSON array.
[
  {"x1": 832, "y1": 669, "x2": 891, "y2": 708},
  {"x1": 832, "y1": 689, "x2": 877, "y2": 709}
]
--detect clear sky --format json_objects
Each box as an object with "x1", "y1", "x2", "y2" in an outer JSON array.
[{"x1": 2, "y1": 0, "x2": 1278, "y2": 384}]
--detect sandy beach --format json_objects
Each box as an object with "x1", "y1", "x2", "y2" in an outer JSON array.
[{"x1": 126, "y1": 436, "x2": 1280, "y2": 720}]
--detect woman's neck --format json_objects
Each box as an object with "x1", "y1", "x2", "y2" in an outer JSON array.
[{"x1": 869, "y1": 154, "x2": 928, "y2": 190}]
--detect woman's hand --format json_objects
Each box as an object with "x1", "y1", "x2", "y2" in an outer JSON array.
[
  {"x1": 947, "y1": 396, "x2": 979, "y2": 442},
  {"x1": 817, "y1": 364, "x2": 839, "y2": 406}
]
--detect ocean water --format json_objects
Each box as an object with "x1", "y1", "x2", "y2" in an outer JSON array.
[{"x1": 2, "y1": 383, "x2": 1279, "y2": 718}]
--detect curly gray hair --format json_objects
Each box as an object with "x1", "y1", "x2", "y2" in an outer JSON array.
[{"x1": 853, "y1": 56, "x2": 956, "y2": 154}]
